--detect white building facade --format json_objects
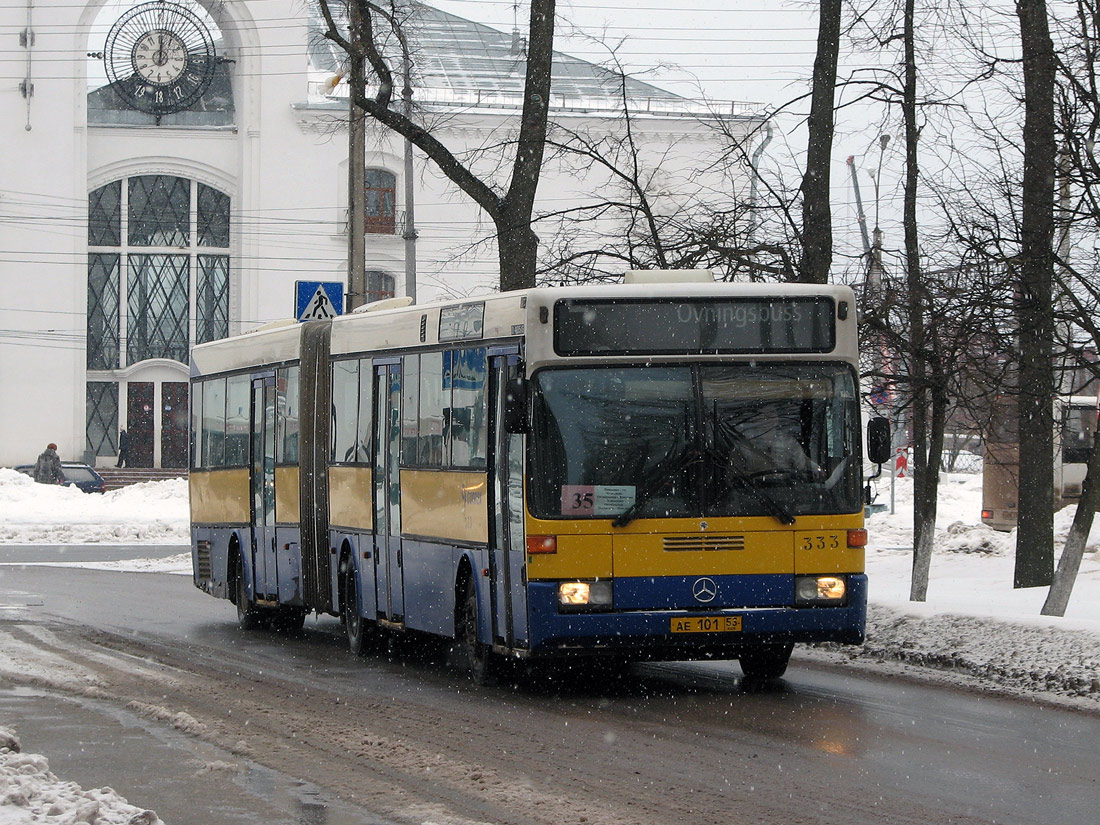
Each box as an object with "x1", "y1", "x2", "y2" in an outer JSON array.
[{"x1": 0, "y1": 0, "x2": 764, "y2": 469}]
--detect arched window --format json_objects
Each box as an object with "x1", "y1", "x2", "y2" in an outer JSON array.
[
  {"x1": 87, "y1": 174, "x2": 231, "y2": 369},
  {"x1": 365, "y1": 169, "x2": 397, "y2": 234}
]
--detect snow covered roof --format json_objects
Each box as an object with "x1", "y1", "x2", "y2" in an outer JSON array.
[{"x1": 308, "y1": 2, "x2": 758, "y2": 118}]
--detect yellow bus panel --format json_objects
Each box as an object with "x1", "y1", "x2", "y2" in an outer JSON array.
[
  {"x1": 275, "y1": 466, "x2": 300, "y2": 524},
  {"x1": 523, "y1": 514, "x2": 866, "y2": 579},
  {"x1": 526, "y1": 533, "x2": 613, "y2": 580},
  {"x1": 329, "y1": 466, "x2": 373, "y2": 531},
  {"x1": 611, "y1": 529, "x2": 793, "y2": 577},
  {"x1": 794, "y1": 530, "x2": 865, "y2": 573},
  {"x1": 401, "y1": 470, "x2": 489, "y2": 543},
  {"x1": 190, "y1": 468, "x2": 249, "y2": 524}
]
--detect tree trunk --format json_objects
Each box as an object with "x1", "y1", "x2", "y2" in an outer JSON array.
[
  {"x1": 797, "y1": 0, "x2": 841, "y2": 284},
  {"x1": 1015, "y1": 0, "x2": 1057, "y2": 588},
  {"x1": 1041, "y1": 427, "x2": 1100, "y2": 615},
  {"x1": 900, "y1": 0, "x2": 935, "y2": 600},
  {"x1": 498, "y1": 218, "x2": 541, "y2": 293},
  {"x1": 497, "y1": 0, "x2": 556, "y2": 291},
  {"x1": 319, "y1": 0, "x2": 556, "y2": 294},
  {"x1": 911, "y1": 380, "x2": 947, "y2": 601}
]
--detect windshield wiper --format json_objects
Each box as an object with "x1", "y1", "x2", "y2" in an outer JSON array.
[
  {"x1": 724, "y1": 467, "x2": 797, "y2": 525},
  {"x1": 612, "y1": 444, "x2": 699, "y2": 528}
]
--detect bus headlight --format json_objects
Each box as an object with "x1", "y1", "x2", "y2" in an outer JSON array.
[
  {"x1": 795, "y1": 575, "x2": 847, "y2": 605},
  {"x1": 557, "y1": 580, "x2": 613, "y2": 610}
]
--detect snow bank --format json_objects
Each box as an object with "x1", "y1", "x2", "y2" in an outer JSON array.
[
  {"x1": 0, "y1": 469, "x2": 188, "y2": 545},
  {"x1": 0, "y1": 726, "x2": 163, "y2": 825}
]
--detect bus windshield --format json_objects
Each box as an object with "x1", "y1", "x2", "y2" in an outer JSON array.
[{"x1": 529, "y1": 364, "x2": 861, "y2": 521}]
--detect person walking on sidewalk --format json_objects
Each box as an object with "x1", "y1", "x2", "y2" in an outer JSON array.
[
  {"x1": 116, "y1": 429, "x2": 130, "y2": 468},
  {"x1": 33, "y1": 443, "x2": 64, "y2": 485}
]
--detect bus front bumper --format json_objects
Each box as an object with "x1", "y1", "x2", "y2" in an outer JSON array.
[{"x1": 523, "y1": 574, "x2": 867, "y2": 660}]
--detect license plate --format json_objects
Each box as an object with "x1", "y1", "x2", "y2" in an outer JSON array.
[{"x1": 670, "y1": 616, "x2": 742, "y2": 633}]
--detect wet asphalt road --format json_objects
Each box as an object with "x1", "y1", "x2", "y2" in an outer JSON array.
[{"x1": 1, "y1": 547, "x2": 1098, "y2": 825}]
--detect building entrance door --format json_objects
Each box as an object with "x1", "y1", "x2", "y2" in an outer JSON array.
[
  {"x1": 126, "y1": 382, "x2": 155, "y2": 467},
  {"x1": 161, "y1": 382, "x2": 189, "y2": 468}
]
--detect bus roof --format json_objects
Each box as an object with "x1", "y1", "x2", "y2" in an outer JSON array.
[{"x1": 191, "y1": 281, "x2": 859, "y2": 375}]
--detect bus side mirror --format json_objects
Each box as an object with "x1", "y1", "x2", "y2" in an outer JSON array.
[
  {"x1": 504, "y1": 377, "x2": 530, "y2": 434},
  {"x1": 867, "y1": 417, "x2": 891, "y2": 465}
]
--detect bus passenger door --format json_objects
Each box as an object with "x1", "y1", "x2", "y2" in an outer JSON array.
[
  {"x1": 490, "y1": 355, "x2": 528, "y2": 648},
  {"x1": 250, "y1": 376, "x2": 277, "y2": 600},
  {"x1": 373, "y1": 364, "x2": 404, "y2": 622}
]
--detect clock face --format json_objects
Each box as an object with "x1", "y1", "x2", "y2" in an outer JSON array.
[
  {"x1": 104, "y1": 2, "x2": 216, "y2": 117},
  {"x1": 132, "y1": 30, "x2": 189, "y2": 86}
]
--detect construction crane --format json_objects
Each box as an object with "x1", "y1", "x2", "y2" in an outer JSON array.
[{"x1": 846, "y1": 155, "x2": 872, "y2": 259}]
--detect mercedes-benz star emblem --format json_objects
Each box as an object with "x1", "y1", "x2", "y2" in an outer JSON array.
[{"x1": 692, "y1": 577, "x2": 717, "y2": 603}]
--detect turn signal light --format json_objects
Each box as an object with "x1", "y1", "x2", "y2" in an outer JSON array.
[
  {"x1": 846, "y1": 528, "x2": 868, "y2": 548},
  {"x1": 981, "y1": 509, "x2": 993, "y2": 520},
  {"x1": 526, "y1": 535, "x2": 557, "y2": 554}
]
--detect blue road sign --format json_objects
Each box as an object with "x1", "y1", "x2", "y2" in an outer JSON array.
[{"x1": 296, "y1": 281, "x2": 344, "y2": 321}]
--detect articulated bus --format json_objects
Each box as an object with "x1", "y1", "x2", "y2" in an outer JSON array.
[{"x1": 190, "y1": 274, "x2": 887, "y2": 681}]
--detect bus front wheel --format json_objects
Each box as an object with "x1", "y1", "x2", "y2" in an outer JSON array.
[
  {"x1": 458, "y1": 577, "x2": 494, "y2": 685},
  {"x1": 738, "y1": 643, "x2": 793, "y2": 682}
]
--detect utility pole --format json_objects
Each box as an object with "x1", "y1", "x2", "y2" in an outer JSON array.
[{"x1": 347, "y1": 1, "x2": 366, "y2": 312}]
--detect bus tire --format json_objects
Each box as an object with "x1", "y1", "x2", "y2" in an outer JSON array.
[
  {"x1": 738, "y1": 643, "x2": 793, "y2": 682},
  {"x1": 459, "y1": 576, "x2": 494, "y2": 685},
  {"x1": 344, "y1": 567, "x2": 369, "y2": 656},
  {"x1": 234, "y1": 552, "x2": 266, "y2": 631}
]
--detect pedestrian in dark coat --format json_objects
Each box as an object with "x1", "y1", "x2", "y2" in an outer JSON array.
[
  {"x1": 33, "y1": 443, "x2": 64, "y2": 485},
  {"x1": 116, "y1": 429, "x2": 130, "y2": 468}
]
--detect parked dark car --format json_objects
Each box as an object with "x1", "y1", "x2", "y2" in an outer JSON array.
[{"x1": 14, "y1": 462, "x2": 107, "y2": 494}]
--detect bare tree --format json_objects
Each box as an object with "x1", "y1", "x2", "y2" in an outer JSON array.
[
  {"x1": 1041, "y1": 0, "x2": 1100, "y2": 614},
  {"x1": 841, "y1": 0, "x2": 961, "y2": 600},
  {"x1": 798, "y1": 0, "x2": 843, "y2": 284},
  {"x1": 315, "y1": 0, "x2": 556, "y2": 292},
  {"x1": 1015, "y1": 0, "x2": 1058, "y2": 588},
  {"x1": 536, "y1": 111, "x2": 798, "y2": 284}
]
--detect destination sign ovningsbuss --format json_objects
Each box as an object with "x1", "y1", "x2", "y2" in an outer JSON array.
[{"x1": 553, "y1": 297, "x2": 836, "y2": 355}]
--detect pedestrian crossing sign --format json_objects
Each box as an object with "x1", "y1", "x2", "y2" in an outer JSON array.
[{"x1": 295, "y1": 281, "x2": 344, "y2": 321}]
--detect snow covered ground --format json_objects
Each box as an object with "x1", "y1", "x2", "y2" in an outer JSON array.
[{"x1": 1, "y1": 465, "x2": 1099, "y2": 822}]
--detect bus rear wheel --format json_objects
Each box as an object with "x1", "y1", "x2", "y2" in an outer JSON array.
[
  {"x1": 344, "y1": 567, "x2": 370, "y2": 655},
  {"x1": 458, "y1": 577, "x2": 494, "y2": 685},
  {"x1": 738, "y1": 643, "x2": 793, "y2": 682},
  {"x1": 234, "y1": 553, "x2": 266, "y2": 631}
]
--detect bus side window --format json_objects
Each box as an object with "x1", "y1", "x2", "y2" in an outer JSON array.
[
  {"x1": 332, "y1": 359, "x2": 360, "y2": 463},
  {"x1": 449, "y1": 348, "x2": 487, "y2": 468},
  {"x1": 402, "y1": 355, "x2": 420, "y2": 464},
  {"x1": 202, "y1": 377, "x2": 227, "y2": 468},
  {"x1": 419, "y1": 351, "x2": 445, "y2": 466},
  {"x1": 277, "y1": 366, "x2": 300, "y2": 464},
  {"x1": 191, "y1": 381, "x2": 203, "y2": 469},
  {"x1": 225, "y1": 375, "x2": 250, "y2": 466},
  {"x1": 356, "y1": 358, "x2": 372, "y2": 464}
]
